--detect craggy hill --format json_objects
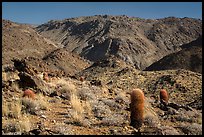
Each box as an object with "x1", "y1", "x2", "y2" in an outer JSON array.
[
  {"x1": 2, "y1": 19, "x2": 58, "y2": 65},
  {"x1": 36, "y1": 15, "x2": 202, "y2": 70},
  {"x1": 145, "y1": 36, "x2": 202, "y2": 73},
  {"x1": 2, "y1": 19, "x2": 90, "y2": 76}
]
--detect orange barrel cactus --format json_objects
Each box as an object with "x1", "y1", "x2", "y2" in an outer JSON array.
[
  {"x1": 23, "y1": 89, "x2": 35, "y2": 99},
  {"x1": 160, "y1": 89, "x2": 169, "y2": 105},
  {"x1": 130, "y1": 88, "x2": 145, "y2": 131}
]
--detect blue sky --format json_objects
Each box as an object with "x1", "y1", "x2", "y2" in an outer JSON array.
[{"x1": 2, "y1": 2, "x2": 202, "y2": 25}]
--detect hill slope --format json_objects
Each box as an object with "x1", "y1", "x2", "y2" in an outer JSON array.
[
  {"x1": 36, "y1": 15, "x2": 202, "y2": 70},
  {"x1": 145, "y1": 36, "x2": 202, "y2": 73},
  {"x1": 2, "y1": 19, "x2": 90, "y2": 75},
  {"x1": 2, "y1": 19, "x2": 58, "y2": 65}
]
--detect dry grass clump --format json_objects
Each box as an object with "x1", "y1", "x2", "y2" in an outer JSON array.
[
  {"x1": 2, "y1": 71, "x2": 19, "y2": 82},
  {"x1": 101, "y1": 113, "x2": 125, "y2": 126},
  {"x1": 36, "y1": 93, "x2": 49, "y2": 110},
  {"x1": 10, "y1": 101, "x2": 22, "y2": 118},
  {"x1": 2, "y1": 115, "x2": 32, "y2": 134},
  {"x1": 178, "y1": 123, "x2": 202, "y2": 135},
  {"x1": 53, "y1": 122, "x2": 73, "y2": 135},
  {"x1": 2, "y1": 98, "x2": 31, "y2": 134},
  {"x1": 70, "y1": 94, "x2": 84, "y2": 122},
  {"x1": 2, "y1": 72, "x2": 8, "y2": 81},
  {"x1": 69, "y1": 93, "x2": 93, "y2": 126},
  {"x1": 55, "y1": 78, "x2": 77, "y2": 100},
  {"x1": 2, "y1": 120, "x2": 21, "y2": 134},
  {"x1": 21, "y1": 97, "x2": 38, "y2": 115},
  {"x1": 3, "y1": 100, "x2": 22, "y2": 119},
  {"x1": 144, "y1": 99, "x2": 160, "y2": 128},
  {"x1": 21, "y1": 93, "x2": 49, "y2": 114},
  {"x1": 160, "y1": 126, "x2": 180, "y2": 135},
  {"x1": 115, "y1": 91, "x2": 127, "y2": 103},
  {"x1": 11, "y1": 82, "x2": 21, "y2": 92},
  {"x1": 92, "y1": 100, "x2": 112, "y2": 119},
  {"x1": 19, "y1": 115, "x2": 31, "y2": 132},
  {"x1": 144, "y1": 112, "x2": 160, "y2": 128},
  {"x1": 101, "y1": 98, "x2": 120, "y2": 109},
  {"x1": 36, "y1": 72, "x2": 44, "y2": 80},
  {"x1": 2, "y1": 101, "x2": 9, "y2": 117},
  {"x1": 83, "y1": 101, "x2": 93, "y2": 117},
  {"x1": 77, "y1": 87, "x2": 96, "y2": 101}
]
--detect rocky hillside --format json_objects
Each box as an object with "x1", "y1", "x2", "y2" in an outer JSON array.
[
  {"x1": 2, "y1": 19, "x2": 90, "y2": 76},
  {"x1": 75, "y1": 57, "x2": 202, "y2": 108},
  {"x1": 2, "y1": 55, "x2": 202, "y2": 135},
  {"x1": 2, "y1": 19, "x2": 58, "y2": 65},
  {"x1": 36, "y1": 15, "x2": 202, "y2": 70},
  {"x1": 145, "y1": 36, "x2": 202, "y2": 73}
]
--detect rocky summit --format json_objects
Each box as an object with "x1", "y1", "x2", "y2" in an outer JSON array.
[{"x1": 2, "y1": 15, "x2": 202, "y2": 135}]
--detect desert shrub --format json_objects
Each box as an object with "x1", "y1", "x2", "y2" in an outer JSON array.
[
  {"x1": 101, "y1": 114, "x2": 125, "y2": 126},
  {"x1": 92, "y1": 100, "x2": 112, "y2": 119},
  {"x1": 11, "y1": 81, "x2": 21, "y2": 92},
  {"x1": 83, "y1": 101, "x2": 93, "y2": 117},
  {"x1": 56, "y1": 79, "x2": 77, "y2": 100},
  {"x1": 144, "y1": 112, "x2": 160, "y2": 128},
  {"x1": 54, "y1": 122, "x2": 73, "y2": 135},
  {"x1": 19, "y1": 115, "x2": 31, "y2": 133},
  {"x1": 8, "y1": 100, "x2": 22, "y2": 119},
  {"x1": 77, "y1": 87, "x2": 95, "y2": 101},
  {"x1": 185, "y1": 110, "x2": 202, "y2": 124},
  {"x1": 21, "y1": 97, "x2": 38, "y2": 115},
  {"x1": 21, "y1": 93, "x2": 49, "y2": 114},
  {"x1": 160, "y1": 126, "x2": 180, "y2": 135},
  {"x1": 179, "y1": 123, "x2": 202, "y2": 135},
  {"x1": 115, "y1": 91, "x2": 128, "y2": 104},
  {"x1": 2, "y1": 72, "x2": 8, "y2": 81},
  {"x1": 69, "y1": 94, "x2": 84, "y2": 125},
  {"x1": 2, "y1": 101, "x2": 9, "y2": 117},
  {"x1": 40, "y1": 84, "x2": 55, "y2": 96},
  {"x1": 101, "y1": 98, "x2": 119, "y2": 109},
  {"x1": 36, "y1": 93, "x2": 49, "y2": 110},
  {"x1": 2, "y1": 115, "x2": 31, "y2": 134},
  {"x1": 174, "y1": 115, "x2": 193, "y2": 123},
  {"x1": 144, "y1": 99, "x2": 160, "y2": 128},
  {"x1": 2, "y1": 121, "x2": 21, "y2": 133}
]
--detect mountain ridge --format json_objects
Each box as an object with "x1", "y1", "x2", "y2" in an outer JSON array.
[{"x1": 36, "y1": 15, "x2": 202, "y2": 70}]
